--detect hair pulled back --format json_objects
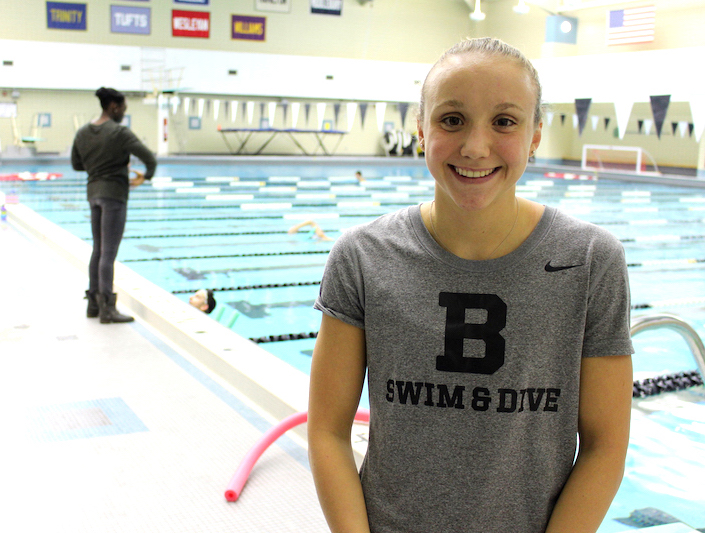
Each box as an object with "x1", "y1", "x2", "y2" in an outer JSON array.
[
  {"x1": 419, "y1": 37, "x2": 543, "y2": 126},
  {"x1": 95, "y1": 87, "x2": 125, "y2": 110}
]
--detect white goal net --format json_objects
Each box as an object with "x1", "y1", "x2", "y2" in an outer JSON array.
[{"x1": 581, "y1": 144, "x2": 660, "y2": 175}]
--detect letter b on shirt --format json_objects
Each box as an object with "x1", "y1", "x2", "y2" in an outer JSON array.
[{"x1": 436, "y1": 292, "x2": 506, "y2": 375}]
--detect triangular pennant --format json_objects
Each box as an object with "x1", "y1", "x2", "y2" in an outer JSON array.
[
  {"x1": 304, "y1": 103, "x2": 311, "y2": 126},
  {"x1": 260, "y1": 102, "x2": 266, "y2": 121},
  {"x1": 545, "y1": 111, "x2": 555, "y2": 126},
  {"x1": 671, "y1": 122, "x2": 678, "y2": 136},
  {"x1": 197, "y1": 98, "x2": 205, "y2": 118},
  {"x1": 613, "y1": 101, "x2": 632, "y2": 139},
  {"x1": 689, "y1": 123, "x2": 695, "y2": 137},
  {"x1": 170, "y1": 96, "x2": 180, "y2": 115},
  {"x1": 213, "y1": 100, "x2": 220, "y2": 120},
  {"x1": 346, "y1": 102, "x2": 358, "y2": 131},
  {"x1": 643, "y1": 119, "x2": 652, "y2": 136},
  {"x1": 333, "y1": 103, "x2": 341, "y2": 127},
  {"x1": 678, "y1": 121, "x2": 688, "y2": 138},
  {"x1": 317, "y1": 103, "x2": 327, "y2": 130},
  {"x1": 649, "y1": 94, "x2": 670, "y2": 139},
  {"x1": 268, "y1": 102, "x2": 277, "y2": 124},
  {"x1": 376, "y1": 102, "x2": 387, "y2": 132},
  {"x1": 572, "y1": 114, "x2": 579, "y2": 129},
  {"x1": 281, "y1": 101, "x2": 288, "y2": 125},
  {"x1": 291, "y1": 102, "x2": 300, "y2": 129},
  {"x1": 637, "y1": 119, "x2": 644, "y2": 134},
  {"x1": 604, "y1": 117, "x2": 610, "y2": 130},
  {"x1": 398, "y1": 102, "x2": 410, "y2": 128},
  {"x1": 689, "y1": 99, "x2": 705, "y2": 142},
  {"x1": 359, "y1": 103, "x2": 368, "y2": 128},
  {"x1": 183, "y1": 97, "x2": 190, "y2": 115},
  {"x1": 246, "y1": 101, "x2": 255, "y2": 124},
  {"x1": 560, "y1": 113, "x2": 566, "y2": 126},
  {"x1": 574, "y1": 98, "x2": 591, "y2": 135},
  {"x1": 591, "y1": 115, "x2": 599, "y2": 131}
]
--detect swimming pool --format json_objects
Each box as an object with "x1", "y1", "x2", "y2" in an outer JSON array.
[{"x1": 3, "y1": 159, "x2": 704, "y2": 531}]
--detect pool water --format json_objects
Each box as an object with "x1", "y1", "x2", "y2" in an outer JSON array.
[{"x1": 2, "y1": 160, "x2": 705, "y2": 531}]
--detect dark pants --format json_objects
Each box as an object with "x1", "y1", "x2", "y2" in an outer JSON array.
[{"x1": 89, "y1": 197, "x2": 127, "y2": 295}]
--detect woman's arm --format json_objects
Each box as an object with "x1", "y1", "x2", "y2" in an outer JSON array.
[
  {"x1": 308, "y1": 313, "x2": 371, "y2": 533},
  {"x1": 545, "y1": 354, "x2": 633, "y2": 533}
]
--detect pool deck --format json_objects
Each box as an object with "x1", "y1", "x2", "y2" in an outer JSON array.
[{"x1": 0, "y1": 212, "x2": 331, "y2": 532}]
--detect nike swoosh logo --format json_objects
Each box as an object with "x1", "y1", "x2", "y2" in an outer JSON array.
[{"x1": 545, "y1": 261, "x2": 584, "y2": 272}]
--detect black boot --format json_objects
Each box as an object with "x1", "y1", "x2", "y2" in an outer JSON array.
[
  {"x1": 97, "y1": 293, "x2": 134, "y2": 324},
  {"x1": 85, "y1": 290, "x2": 99, "y2": 318}
]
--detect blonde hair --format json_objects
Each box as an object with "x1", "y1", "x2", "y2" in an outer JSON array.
[{"x1": 418, "y1": 37, "x2": 543, "y2": 126}]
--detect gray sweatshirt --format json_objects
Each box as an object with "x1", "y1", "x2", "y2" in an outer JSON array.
[{"x1": 71, "y1": 120, "x2": 157, "y2": 203}]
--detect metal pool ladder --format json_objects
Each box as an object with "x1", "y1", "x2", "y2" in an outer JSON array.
[{"x1": 631, "y1": 313, "x2": 705, "y2": 378}]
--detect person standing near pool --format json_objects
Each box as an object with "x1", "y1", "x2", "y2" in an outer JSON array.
[
  {"x1": 72, "y1": 87, "x2": 157, "y2": 323},
  {"x1": 308, "y1": 38, "x2": 634, "y2": 533}
]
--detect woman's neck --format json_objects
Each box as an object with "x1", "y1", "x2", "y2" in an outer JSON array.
[
  {"x1": 91, "y1": 111, "x2": 112, "y2": 125},
  {"x1": 424, "y1": 196, "x2": 543, "y2": 260}
]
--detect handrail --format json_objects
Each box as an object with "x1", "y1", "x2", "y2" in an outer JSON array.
[{"x1": 630, "y1": 313, "x2": 705, "y2": 378}]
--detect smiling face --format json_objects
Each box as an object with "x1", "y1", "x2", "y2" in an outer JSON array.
[{"x1": 418, "y1": 53, "x2": 542, "y2": 215}]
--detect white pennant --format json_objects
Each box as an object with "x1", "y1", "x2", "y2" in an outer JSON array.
[
  {"x1": 170, "y1": 96, "x2": 180, "y2": 115},
  {"x1": 268, "y1": 102, "x2": 277, "y2": 126},
  {"x1": 376, "y1": 102, "x2": 387, "y2": 132},
  {"x1": 643, "y1": 119, "x2": 653, "y2": 136},
  {"x1": 197, "y1": 98, "x2": 205, "y2": 118},
  {"x1": 346, "y1": 102, "x2": 358, "y2": 132},
  {"x1": 591, "y1": 115, "x2": 599, "y2": 131},
  {"x1": 231, "y1": 100, "x2": 238, "y2": 122},
  {"x1": 678, "y1": 120, "x2": 688, "y2": 138},
  {"x1": 317, "y1": 103, "x2": 327, "y2": 130},
  {"x1": 291, "y1": 102, "x2": 300, "y2": 129},
  {"x1": 246, "y1": 101, "x2": 255, "y2": 124},
  {"x1": 213, "y1": 100, "x2": 220, "y2": 120},
  {"x1": 572, "y1": 114, "x2": 579, "y2": 129},
  {"x1": 545, "y1": 111, "x2": 554, "y2": 127},
  {"x1": 689, "y1": 98, "x2": 705, "y2": 142},
  {"x1": 613, "y1": 100, "x2": 633, "y2": 140},
  {"x1": 183, "y1": 97, "x2": 190, "y2": 115}
]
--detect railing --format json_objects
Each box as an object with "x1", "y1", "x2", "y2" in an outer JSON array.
[{"x1": 630, "y1": 313, "x2": 705, "y2": 379}]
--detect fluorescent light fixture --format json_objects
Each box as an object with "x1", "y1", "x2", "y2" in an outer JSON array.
[{"x1": 470, "y1": 0, "x2": 486, "y2": 20}]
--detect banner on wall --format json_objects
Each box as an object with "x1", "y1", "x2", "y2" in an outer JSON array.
[
  {"x1": 256, "y1": 0, "x2": 291, "y2": 13},
  {"x1": 574, "y1": 98, "x2": 591, "y2": 136},
  {"x1": 649, "y1": 94, "x2": 670, "y2": 139},
  {"x1": 172, "y1": 10, "x2": 210, "y2": 38},
  {"x1": 232, "y1": 15, "x2": 266, "y2": 41},
  {"x1": 46, "y1": 2, "x2": 87, "y2": 31},
  {"x1": 311, "y1": 0, "x2": 342, "y2": 16},
  {"x1": 111, "y1": 5, "x2": 150, "y2": 35}
]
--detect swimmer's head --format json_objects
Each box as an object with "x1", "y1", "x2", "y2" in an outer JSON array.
[{"x1": 189, "y1": 289, "x2": 216, "y2": 314}]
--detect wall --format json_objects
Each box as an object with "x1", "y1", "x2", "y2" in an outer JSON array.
[{"x1": 1, "y1": 0, "x2": 704, "y2": 167}]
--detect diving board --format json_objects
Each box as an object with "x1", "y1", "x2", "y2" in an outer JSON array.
[{"x1": 217, "y1": 126, "x2": 347, "y2": 156}]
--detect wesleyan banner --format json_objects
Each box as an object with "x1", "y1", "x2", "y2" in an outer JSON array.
[{"x1": 172, "y1": 10, "x2": 210, "y2": 38}]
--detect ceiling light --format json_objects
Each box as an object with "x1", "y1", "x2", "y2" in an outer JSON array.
[
  {"x1": 513, "y1": 0, "x2": 529, "y2": 14},
  {"x1": 470, "y1": 0, "x2": 486, "y2": 21}
]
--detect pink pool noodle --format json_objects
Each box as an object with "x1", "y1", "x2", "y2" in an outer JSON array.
[{"x1": 225, "y1": 408, "x2": 370, "y2": 502}]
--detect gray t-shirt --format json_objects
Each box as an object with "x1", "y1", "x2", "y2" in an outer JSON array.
[
  {"x1": 314, "y1": 204, "x2": 634, "y2": 533},
  {"x1": 71, "y1": 120, "x2": 156, "y2": 203}
]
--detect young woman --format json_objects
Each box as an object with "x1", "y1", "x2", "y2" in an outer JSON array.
[
  {"x1": 308, "y1": 38, "x2": 634, "y2": 533},
  {"x1": 72, "y1": 87, "x2": 157, "y2": 323}
]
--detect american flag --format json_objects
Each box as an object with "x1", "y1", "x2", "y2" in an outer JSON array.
[{"x1": 607, "y1": 5, "x2": 655, "y2": 45}]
